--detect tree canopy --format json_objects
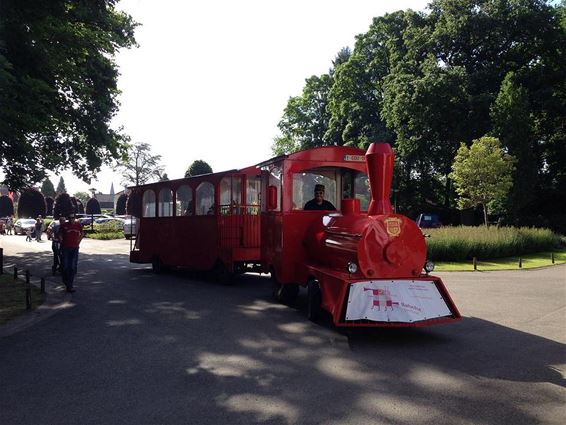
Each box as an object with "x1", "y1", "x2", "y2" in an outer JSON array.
[
  {"x1": 274, "y1": 0, "x2": 565, "y2": 226},
  {"x1": 185, "y1": 160, "x2": 213, "y2": 178},
  {"x1": 450, "y1": 137, "x2": 515, "y2": 225},
  {"x1": 56, "y1": 176, "x2": 67, "y2": 196},
  {"x1": 119, "y1": 141, "x2": 164, "y2": 187},
  {"x1": 41, "y1": 178, "x2": 56, "y2": 198},
  {"x1": 0, "y1": 0, "x2": 138, "y2": 190}
]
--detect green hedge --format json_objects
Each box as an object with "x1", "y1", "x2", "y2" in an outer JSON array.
[
  {"x1": 426, "y1": 226, "x2": 559, "y2": 261},
  {"x1": 83, "y1": 220, "x2": 123, "y2": 240}
]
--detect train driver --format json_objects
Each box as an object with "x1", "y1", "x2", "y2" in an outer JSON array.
[{"x1": 304, "y1": 184, "x2": 336, "y2": 211}]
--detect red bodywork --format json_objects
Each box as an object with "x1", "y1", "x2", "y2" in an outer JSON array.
[
  {"x1": 130, "y1": 166, "x2": 262, "y2": 273},
  {"x1": 260, "y1": 143, "x2": 461, "y2": 327},
  {"x1": 130, "y1": 142, "x2": 460, "y2": 327}
]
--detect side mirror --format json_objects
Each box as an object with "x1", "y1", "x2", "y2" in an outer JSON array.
[{"x1": 267, "y1": 185, "x2": 278, "y2": 210}]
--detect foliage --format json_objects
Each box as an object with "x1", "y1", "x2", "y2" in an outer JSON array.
[
  {"x1": 83, "y1": 220, "x2": 123, "y2": 239},
  {"x1": 55, "y1": 177, "x2": 67, "y2": 196},
  {"x1": 126, "y1": 189, "x2": 142, "y2": 217},
  {"x1": 0, "y1": 0, "x2": 138, "y2": 190},
  {"x1": 40, "y1": 178, "x2": 56, "y2": 198},
  {"x1": 119, "y1": 141, "x2": 164, "y2": 186},
  {"x1": 0, "y1": 195, "x2": 14, "y2": 217},
  {"x1": 450, "y1": 137, "x2": 515, "y2": 225},
  {"x1": 45, "y1": 196, "x2": 54, "y2": 216},
  {"x1": 273, "y1": 48, "x2": 351, "y2": 155},
  {"x1": 53, "y1": 193, "x2": 74, "y2": 219},
  {"x1": 75, "y1": 198, "x2": 84, "y2": 214},
  {"x1": 17, "y1": 188, "x2": 46, "y2": 218},
  {"x1": 274, "y1": 0, "x2": 566, "y2": 224},
  {"x1": 185, "y1": 160, "x2": 213, "y2": 177},
  {"x1": 86, "y1": 197, "x2": 101, "y2": 215},
  {"x1": 426, "y1": 226, "x2": 560, "y2": 261},
  {"x1": 115, "y1": 193, "x2": 127, "y2": 215},
  {"x1": 73, "y1": 191, "x2": 90, "y2": 205}
]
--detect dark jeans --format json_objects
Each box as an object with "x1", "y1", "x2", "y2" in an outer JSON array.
[
  {"x1": 52, "y1": 241, "x2": 61, "y2": 273},
  {"x1": 61, "y1": 247, "x2": 79, "y2": 290}
]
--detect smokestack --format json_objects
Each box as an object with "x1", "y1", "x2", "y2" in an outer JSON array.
[{"x1": 366, "y1": 142, "x2": 393, "y2": 216}]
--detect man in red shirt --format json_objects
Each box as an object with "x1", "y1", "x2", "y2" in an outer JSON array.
[{"x1": 59, "y1": 214, "x2": 83, "y2": 293}]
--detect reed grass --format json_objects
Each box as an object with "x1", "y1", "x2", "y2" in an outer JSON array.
[{"x1": 425, "y1": 226, "x2": 560, "y2": 261}]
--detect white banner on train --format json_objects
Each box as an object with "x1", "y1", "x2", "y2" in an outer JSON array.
[{"x1": 345, "y1": 280, "x2": 452, "y2": 323}]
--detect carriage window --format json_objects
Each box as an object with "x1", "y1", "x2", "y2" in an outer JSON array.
[
  {"x1": 176, "y1": 185, "x2": 193, "y2": 216},
  {"x1": 220, "y1": 176, "x2": 242, "y2": 213},
  {"x1": 158, "y1": 188, "x2": 173, "y2": 217},
  {"x1": 142, "y1": 190, "x2": 156, "y2": 217},
  {"x1": 196, "y1": 182, "x2": 215, "y2": 215},
  {"x1": 266, "y1": 165, "x2": 282, "y2": 211},
  {"x1": 292, "y1": 169, "x2": 337, "y2": 210},
  {"x1": 246, "y1": 177, "x2": 261, "y2": 214},
  {"x1": 342, "y1": 171, "x2": 370, "y2": 211}
]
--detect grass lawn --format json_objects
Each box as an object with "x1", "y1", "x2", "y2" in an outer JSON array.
[
  {"x1": 435, "y1": 250, "x2": 566, "y2": 271},
  {"x1": 0, "y1": 274, "x2": 46, "y2": 325}
]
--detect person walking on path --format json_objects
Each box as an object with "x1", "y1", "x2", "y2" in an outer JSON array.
[
  {"x1": 51, "y1": 217, "x2": 64, "y2": 275},
  {"x1": 35, "y1": 215, "x2": 44, "y2": 241},
  {"x1": 25, "y1": 227, "x2": 32, "y2": 242},
  {"x1": 59, "y1": 214, "x2": 83, "y2": 293},
  {"x1": 6, "y1": 216, "x2": 13, "y2": 235}
]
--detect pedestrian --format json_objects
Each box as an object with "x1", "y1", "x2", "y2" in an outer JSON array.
[
  {"x1": 35, "y1": 215, "x2": 44, "y2": 241},
  {"x1": 6, "y1": 216, "x2": 13, "y2": 235},
  {"x1": 25, "y1": 227, "x2": 32, "y2": 242},
  {"x1": 51, "y1": 217, "x2": 65, "y2": 275},
  {"x1": 59, "y1": 214, "x2": 83, "y2": 293}
]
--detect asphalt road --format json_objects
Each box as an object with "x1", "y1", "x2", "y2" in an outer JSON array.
[{"x1": 0, "y1": 234, "x2": 565, "y2": 425}]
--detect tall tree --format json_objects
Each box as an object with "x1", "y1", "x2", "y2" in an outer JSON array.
[
  {"x1": 119, "y1": 142, "x2": 164, "y2": 186},
  {"x1": 0, "y1": 0, "x2": 138, "y2": 190},
  {"x1": 17, "y1": 188, "x2": 46, "y2": 218},
  {"x1": 273, "y1": 48, "x2": 352, "y2": 155},
  {"x1": 185, "y1": 160, "x2": 212, "y2": 177},
  {"x1": 73, "y1": 191, "x2": 91, "y2": 205},
  {"x1": 40, "y1": 178, "x2": 56, "y2": 198},
  {"x1": 56, "y1": 177, "x2": 67, "y2": 195},
  {"x1": 450, "y1": 137, "x2": 515, "y2": 226}
]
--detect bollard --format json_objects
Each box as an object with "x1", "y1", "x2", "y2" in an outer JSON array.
[
  {"x1": 0, "y1": 247, "x2": 3, "y2": 274},
  {"x1": 25, "y1": 270, "x2": 32, "y2": 310},
  {"x1": 14, "y1": 266, "x2": 18, "y2": 280},
  {"x1": 473, "y1": 257, "x2": 477, "y2": 271},
  {"x1": 551, "y1": 252, "x2": 555, "y2": 264},
  {"x1": 519, "y1": 257, "x2": 522, "y2": 268},
  {"x1": 40, "y1": 277, "x2": 45, "y2": 294}
]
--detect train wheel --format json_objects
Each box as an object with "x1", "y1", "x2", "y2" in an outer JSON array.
[{"x1": 307, "y1": 279, "x2": 322, "y2": 322}]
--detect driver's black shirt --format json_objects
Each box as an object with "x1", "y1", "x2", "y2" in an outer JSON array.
[{"x1": 304, "y1": 199, "x2": 336, "y2": 211}]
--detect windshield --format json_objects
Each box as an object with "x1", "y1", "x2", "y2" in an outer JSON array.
[{"x1": 292, "y1": 167, "x2": 370, "y2": 211}]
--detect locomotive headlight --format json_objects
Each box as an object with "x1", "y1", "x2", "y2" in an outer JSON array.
[
  {"x1": 347, "y1": 262, "x2": 358, "y2": 274},
  {"x1": 424, "y1": 260, "x2": 435, "y2": 274}
]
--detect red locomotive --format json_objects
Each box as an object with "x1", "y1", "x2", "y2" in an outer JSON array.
[{"x1": 129, "y1": 142, "x2": 461, "y2": 327}]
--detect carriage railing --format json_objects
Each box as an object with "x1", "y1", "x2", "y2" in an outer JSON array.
[{"x1": 218, "y1": 204, "x2": 261, "y2": 248}]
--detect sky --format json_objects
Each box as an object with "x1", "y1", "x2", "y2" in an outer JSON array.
[{"x1": 53, "y1": 0, "x2": 430, "y2": 195}]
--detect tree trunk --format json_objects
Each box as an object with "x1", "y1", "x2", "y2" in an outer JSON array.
[{"x1": 482, "y1": 203, "x2": 489, "y2": 227}]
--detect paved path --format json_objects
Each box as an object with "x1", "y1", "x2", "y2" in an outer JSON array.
[{"x1": 0, "y1": 234, "x2": 565, "y2": 425}]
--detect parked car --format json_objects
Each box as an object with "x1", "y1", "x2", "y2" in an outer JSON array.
[
  {"x1": 14, "y1": 218, "x2": 37, "y2": 235},
  {"x1": 416, "y1": 213, "x2": 442, "y2": 229},
  {"x1": 123, "y1": 216, "x2": 137, "y2": 239}
]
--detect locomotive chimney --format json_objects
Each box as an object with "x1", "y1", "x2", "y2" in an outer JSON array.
[{"x1": 366, "y1": 142, "x2": 394, "y2": 216}]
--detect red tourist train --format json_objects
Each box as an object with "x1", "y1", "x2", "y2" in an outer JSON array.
[{"x1": 129, "y1": 142, "x2": 461, "y2": 327}]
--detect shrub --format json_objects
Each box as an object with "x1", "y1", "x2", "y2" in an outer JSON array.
[
  {"x1": 86, "y1": 198, "x2": 101, "y2": 214},
  {"x1": 53, "y1": 193, "x2": 75, "y2": 218},
  {"x1": 116, "y1": 193, "x2": 127, "y2": 215},
  {"x1": 426, "y1": 226, "x2": 559, "y2": 261},
  {"x1": 0, "y1": 195, "x2": 14, "y2": 217},
  {"x1": 17, "y1": 188, "x2": 46, "y2": 218}
]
